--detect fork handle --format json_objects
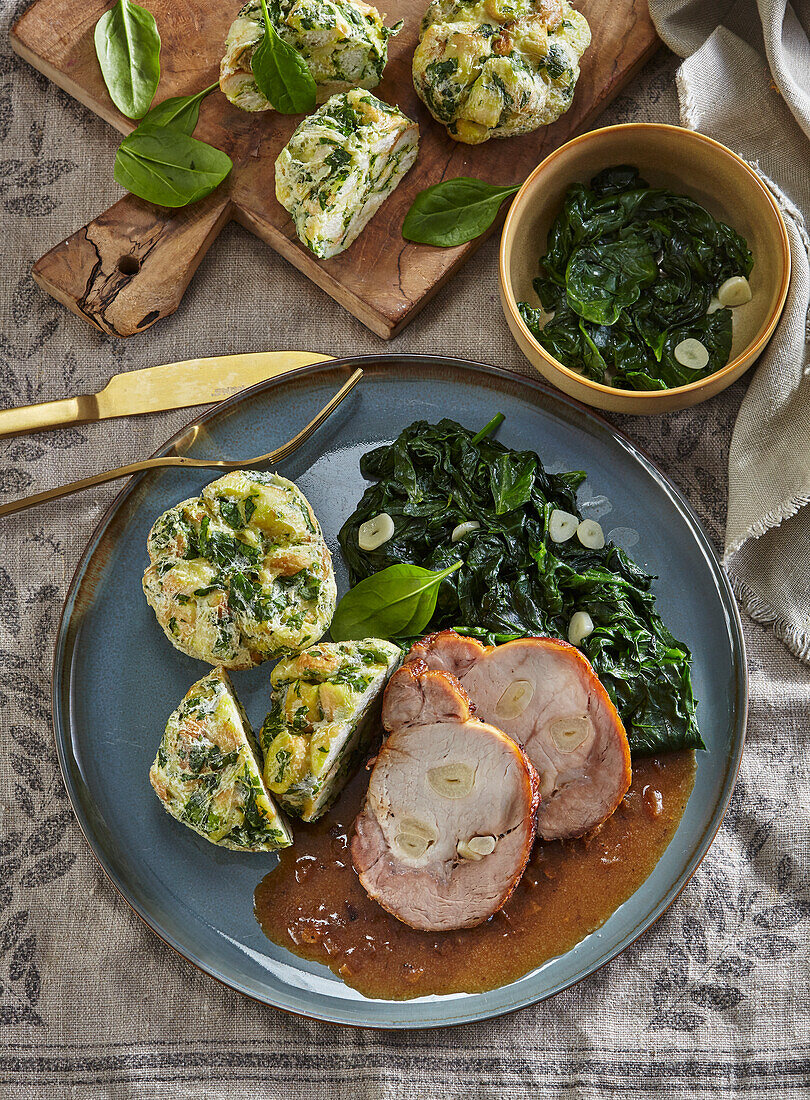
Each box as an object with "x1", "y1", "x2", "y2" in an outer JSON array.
[
  {"x1": 0, "y1": 456, "x2": 218, "y2": 518},
  {"x1": 0, "y1": 368, "x2": 363, "y2": 519}
]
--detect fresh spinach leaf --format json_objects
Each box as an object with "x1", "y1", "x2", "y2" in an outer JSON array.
[
  {"x1": 134, "y1": 81, "x2": 218, "y2": 134},
  {"x1": 94, "y1": 0, "x2": 161, "y2": 120},
  {"x1": 251, "y1": 0, "x2": 316, "y2": 115},
  {"x1": 338, "y1": 418, "x2": 704, "y2": 755},
  {"x1": 402, "y1": 178, "x2": 520, "y2": 247},
  {"x1": 330, "y1": 561, "x2": 462, "y2": 641},
  {"x1": 114, "y1": 124, "x2": 233, "y2": 207}
]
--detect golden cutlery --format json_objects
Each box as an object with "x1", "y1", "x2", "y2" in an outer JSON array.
[
  {"x1": 0, "y1": 350, "x2": 333, "y2": 437},
  {"x1": 0, "y1": 369, "x2": 362, "y2": 519}
]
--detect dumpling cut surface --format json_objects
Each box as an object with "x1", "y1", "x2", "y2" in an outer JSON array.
[
  {"x1": 142, "y1": 470, "x2": 336, "y2": 670},
  {"x1": 150, "y1": 667, "x2": 293, "y2": 851},
  {"x1": 275, "y1": 89, "x2": 419, "y2": 259},
  {"x1": 259, "y1": 638, "x2": 401, "y2": 821},
  {"x1": 220, "y1": 0, "x2": 400, "y2": 113},
  {"x1": 352, "y1": 664, "x2": 540, "y2": 930},
  {"x1": 412, "y1": 0, "x2": 591, "y2": 144},
  {"x1": 399, "y1": 631, "x2": 631, "y2": 840}
]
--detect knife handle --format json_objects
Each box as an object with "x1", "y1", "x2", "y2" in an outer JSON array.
[
  {"x1": 0, "y1": 395, "x2": 99, "y2": 438},
  {"x1": 31, "y1": 190, "x2": 232, "y2": 339}
]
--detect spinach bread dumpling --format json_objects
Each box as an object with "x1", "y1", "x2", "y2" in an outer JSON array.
[
  {"x1": 150, "y1": 667, "x2": 293, "y2": 851},
  {"x1": 260, "y1": 639, "x2": 401, "y2": 820},
  {"x1": 413, "y1": 0, "x2": 591, "y2": 144},
  {"x1": 220, "y1": 0, "x2": 400, "y2": 112},
  {"x1": 143, "y1": 471, "x2": 336, "y2": 670},
  {"x1": 276, "y1": 89, "x2": 419, "y2": 258}
]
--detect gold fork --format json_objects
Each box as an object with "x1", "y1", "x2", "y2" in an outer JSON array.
[{"x1": 0, "y1": 369, "x2": 363, "y2": 519}]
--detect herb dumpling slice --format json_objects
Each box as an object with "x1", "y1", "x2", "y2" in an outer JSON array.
[
  {"x1": 275, "y1": 89, "x2": 419, "y2": 259},
  {"x1": 142, "y1": 470, "x2": 336, "y2": 670},
  {"x1": 412, "y1": 0, "x2": 591, "y2": 144},
  {"x1": 220, "y1": 0, "x2": 400, "y2": 112},
  {"x1": 150, "y1": 667, "x2": 293, "y2": 851},
  {"x1": 260, "y1": 639, "x2": 401, "y2": 820}
]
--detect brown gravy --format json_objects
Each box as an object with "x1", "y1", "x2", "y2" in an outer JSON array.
[{"x1": 254, "y1": 752, "x2": 696, "y2": 1000}]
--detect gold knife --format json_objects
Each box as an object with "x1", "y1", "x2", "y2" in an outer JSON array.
[{"x1": 0, "y1": 350, "x2": 333, "y2": 438}]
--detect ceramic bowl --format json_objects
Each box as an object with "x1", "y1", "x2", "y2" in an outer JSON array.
[{"x1": 499, "y1": 123, "x2": 791, "y2": 414}]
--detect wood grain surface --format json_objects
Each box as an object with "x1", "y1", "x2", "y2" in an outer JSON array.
[{"x1": 11, "y1": 0, "x2": 658, "y2": 338}]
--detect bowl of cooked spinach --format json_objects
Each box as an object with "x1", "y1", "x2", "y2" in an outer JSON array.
[{"x1": 499, "y1": 124, "x2": 790, "y2": 413}]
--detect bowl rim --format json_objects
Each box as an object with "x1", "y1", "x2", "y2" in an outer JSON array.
[{"x1": 499, "y1": 122, "x2": 792, "y2": 401}]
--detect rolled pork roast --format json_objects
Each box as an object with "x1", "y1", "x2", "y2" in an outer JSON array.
[
  {"x1": 351, "y1": 664, "x2": 540, "y2": 931},
  {"x1": 399, "y1": 631, "x2": 632, "y2": 841}
]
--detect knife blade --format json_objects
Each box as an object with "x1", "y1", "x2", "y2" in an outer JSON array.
[{"x1": 0, "y1": 350, "x2": 333, "y2": 438}]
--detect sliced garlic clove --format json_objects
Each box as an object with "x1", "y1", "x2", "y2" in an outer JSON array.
[
  {"x1": 674, "y1": 338, "x2": 710, "y2": 371},
  {"x1": 427, "y1": 762, "x2": 474, "y2": 799},
  {"x1": 451, "y1": 520, "x2": 481, "y2": 543},
  {"x1": 549, "y1": 715, "x2": 592, "y2": 753},
  {"x1": 395, "y1": 818, "x2": 437, "y2": 859},
  {"x1": 495, "y1": 679, "x2": 534, "y2": 719},
  {"x1": 568, "y1": 610, "x2": 594, "y2": 647},
  {"x1": 395, "y1": 833, "x2": 430, "y2": 858},
  {"x1": 457, "y1": 835, "x2": 497, "y2": 861},
  {"x1": 577, "y1": 519, "x2": 605, "y2": 550},
  {"x1": 717, "y1": 275, "x2": 752, "y2": 307},
  {"x1": 358, "y1": 512, "x2": 395, "y2": 552},
  {"x1": 707, "y1": 296, "x2": 723, "y2": 314},
  {"x1": 549, "y1": 508, "x2": 578, "y2": 543},
  {"x1": 469, "y1": 834, "x2": 496, "y2": 856}
]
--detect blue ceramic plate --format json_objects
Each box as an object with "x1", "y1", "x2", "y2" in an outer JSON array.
[{"x1": 53, "y1": 356, "x2": 747, "y2": 1028}]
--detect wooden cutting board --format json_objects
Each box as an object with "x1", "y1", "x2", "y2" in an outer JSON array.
[{"x1": 10, "y1": 0, "x2": 658, "y2": 339}]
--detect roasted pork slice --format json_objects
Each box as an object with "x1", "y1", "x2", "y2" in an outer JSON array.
[
  {"x1": 403, "y1": 630, "x2": 485, "y2": 677},
  {"x1": 351, "y1": 666, "x2": 539, "y2": 931},
  {"x1": 396, "y1": 631, "x2": 631, "y2": 841}
]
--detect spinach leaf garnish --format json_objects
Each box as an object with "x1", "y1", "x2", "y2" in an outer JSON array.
[
  {"x1": 331, "y1": 561, "x2": 462, "y2": 641},
  {"x1": 134, "y1": 81, "x2": 218, "y2": 134},
  {"x1": 518, "y1": 165, "x2": 753, "y2": 390},
  {"x1": 95, "y1": 0, "x2": 232, "y2": 211},
  {"x1": 403, "y1": 178, "x2": 520, "y2": 247},
  {"x1": 114, "y1": 125, "x2": 233, "y2": 208},
  {"x1": 338, "y1": 417, "x2": 704, "y2": 755},
  {"x1": 251, "y1": 0, "x2": 317, "y2": 115},
  {"x1": 94, "y1": 0, "x2": 161, "y2": 119}
]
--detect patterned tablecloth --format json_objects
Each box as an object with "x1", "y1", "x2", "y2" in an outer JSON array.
[{"x1": 0, "y1": 6, "x2": 808, "y2": 1094}]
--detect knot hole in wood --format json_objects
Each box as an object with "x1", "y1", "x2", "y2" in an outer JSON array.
[{"x1": 118, "y1": 254, "x2": 141, "y2": 275}]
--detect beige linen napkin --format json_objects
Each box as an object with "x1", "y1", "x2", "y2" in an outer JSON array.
[{"x1": 648, "y1": 0, "x2": 810, "y2": 660}]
